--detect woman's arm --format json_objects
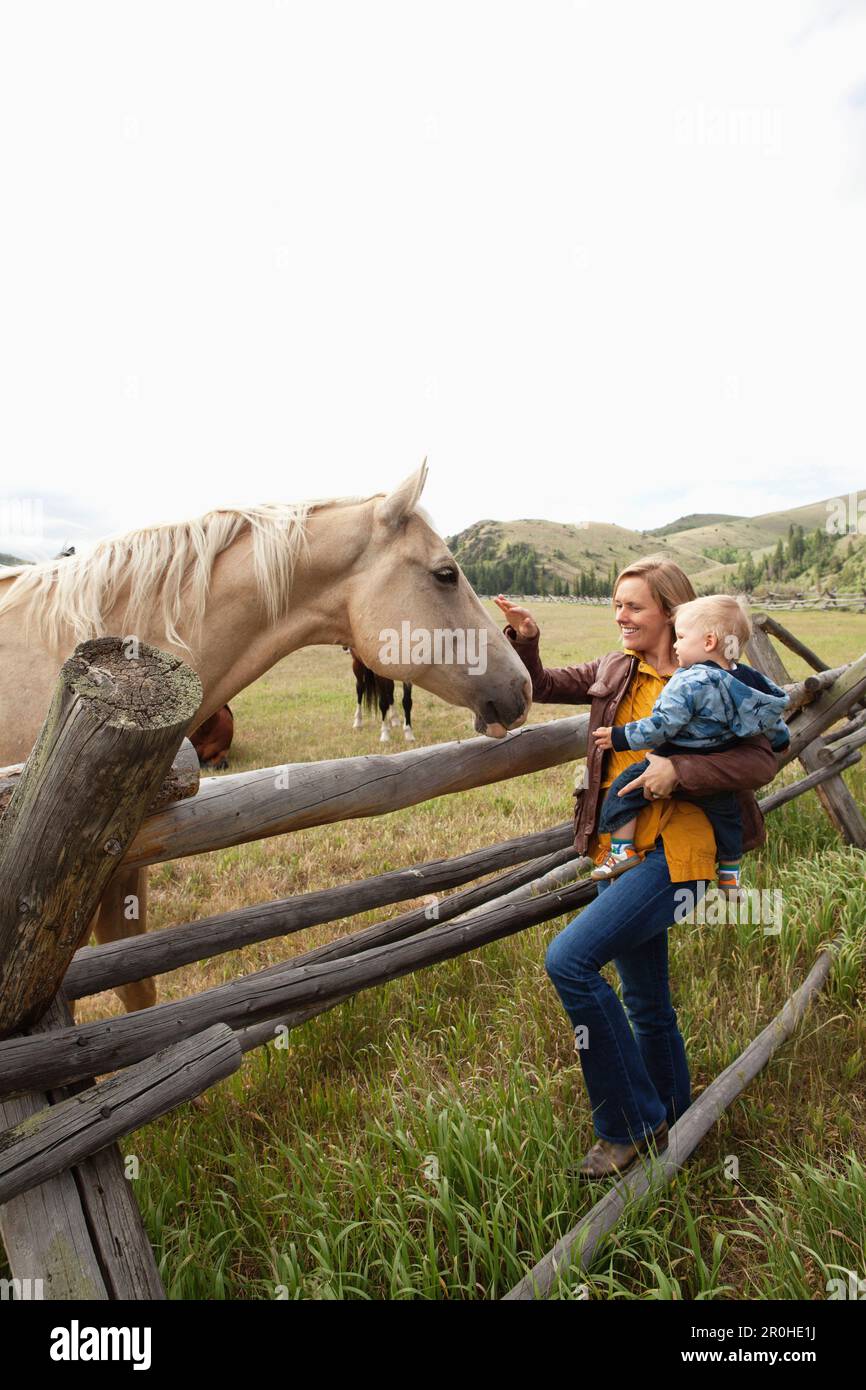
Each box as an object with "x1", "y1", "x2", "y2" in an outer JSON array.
[
  {"x1": 503, "y1": 625, "x2": 603, "y2": 704},
  {"x1": 621, "y1": 733, "x2": 778, "y2": 801},
  {"x1": 667, "y1": 733, "x2": 779, "y2": 794},
  {"x1": 616, "y1": 734, "x2": 778, "y2": 858},
  {"x1": 658, "y1": 735, "x2": 778, "y2": 855}
]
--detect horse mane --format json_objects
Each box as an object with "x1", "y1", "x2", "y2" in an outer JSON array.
[{"x1": 0, "y1": 493, "x2": 434, "y2": 655}]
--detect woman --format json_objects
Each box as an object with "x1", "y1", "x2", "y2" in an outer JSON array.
[{"x1": 493, "y1": 558, "x2": 778, "y2": 1180}]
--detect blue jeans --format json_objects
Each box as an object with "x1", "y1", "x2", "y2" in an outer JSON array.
[{"x1": 544, "y1": 840, "x2": 709, "y2": 1146}]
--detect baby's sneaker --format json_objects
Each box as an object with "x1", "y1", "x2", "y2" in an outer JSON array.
[{"x1": 591, "y1": 845, "x2": 642, "y2": 880}]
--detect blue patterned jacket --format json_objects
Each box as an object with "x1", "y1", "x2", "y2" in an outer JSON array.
[{"x1": 609, "y1": 659, "x2": 791, "y2": 754}]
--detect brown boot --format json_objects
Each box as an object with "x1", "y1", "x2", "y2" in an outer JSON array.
[{"x1": 575, "y1": 1119, "x2": 668, "y2": 1181}]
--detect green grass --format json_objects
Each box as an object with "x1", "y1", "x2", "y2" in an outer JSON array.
[{"x1": 5, "y1": 603, "x2": 866, "y2": 1300}]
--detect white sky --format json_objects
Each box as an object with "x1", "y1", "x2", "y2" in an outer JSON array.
[{"x1": 1, "y1": 0, "x2": 865, "y2": 559}]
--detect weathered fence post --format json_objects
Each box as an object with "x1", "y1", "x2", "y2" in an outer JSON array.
[
  {"x1": 752, "y1": 612, "x2": 830, "y2": 673},
  {"x1": 0, "y1": 637, "x2": 202, "y2": 1036},
  {"x1": 0, "y1": 636, "x2": 201, "y2": 1300},
  {"x1": 0, "y1": 995, "x2": 168, "y2": 1299}
]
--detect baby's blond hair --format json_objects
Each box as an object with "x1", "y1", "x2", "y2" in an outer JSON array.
[{"x1": 672, "y1": 594, "x2": 752, "y2": 664}]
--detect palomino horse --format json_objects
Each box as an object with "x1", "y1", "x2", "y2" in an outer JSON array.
[
  {"x1": 344, "y1": 646, "x2": 414, "y2": 742},
  {"x1": 0, "y1": 461, "x2": 531, "y2": 1011}
]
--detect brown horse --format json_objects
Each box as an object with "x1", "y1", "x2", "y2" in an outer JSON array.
[
  {"x1": 345, "y1": 646, "x2": 414, "y2": 742},
  {"x1": 0, "y1": 462, "x2": 532, "y2": 1010},
  {"x1": 190, "y1": 704, "x2": 234, "y2": 769}
]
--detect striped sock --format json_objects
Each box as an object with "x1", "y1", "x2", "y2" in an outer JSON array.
[
  {"x1": 718, "y1": 861, "x2": 741, "y2": 884},
  {"x1": 611, "y1": 838, "x2": 635, "y2": 855}
]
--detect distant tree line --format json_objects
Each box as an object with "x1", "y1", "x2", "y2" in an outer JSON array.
[
  {"x1": 733, "y1": 523, "x2": 848, "y2": 592},
  {"x1": 458, "y1": 541, "x2": 619, "y2": 597}
]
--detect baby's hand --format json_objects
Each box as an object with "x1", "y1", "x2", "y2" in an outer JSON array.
[{"x1": 593, "y1": 726, "x2": 614, "y2": 750}]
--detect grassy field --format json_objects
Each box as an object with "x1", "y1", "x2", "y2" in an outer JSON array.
[{"x1": 15, "y1": 603, "x2": 866, "y2": 1299}]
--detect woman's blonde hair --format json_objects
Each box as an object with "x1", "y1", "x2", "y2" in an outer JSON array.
[{"x1": 612, "y1": 555, "x2": 697, "y2": 622}]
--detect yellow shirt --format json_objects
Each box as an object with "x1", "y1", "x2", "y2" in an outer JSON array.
[{"x1": 589, "y1": 649, "x2": 719, "y2": 883}]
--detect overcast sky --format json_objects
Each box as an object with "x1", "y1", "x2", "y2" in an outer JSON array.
[{"x1": 1, "y1": 0, "x2": 865, "y2": 560}]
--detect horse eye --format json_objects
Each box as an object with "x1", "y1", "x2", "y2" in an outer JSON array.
[{"x1": 434, "y1": 567, "x2": 458, "y2": 585}]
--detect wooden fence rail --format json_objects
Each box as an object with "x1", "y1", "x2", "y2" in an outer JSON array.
[
  {"x1": 0, "y1": 870, "x2": 599, "y2": 1097},
  {"x1": 0, "y1": 1024, "x2": 240, "y2": 1206},
  {"x1": 62, "y1": 822, "x2": 576, "y2": 1000},
  {"x1": 121, "y1": 717, "x2": 589, "y2": 868}
]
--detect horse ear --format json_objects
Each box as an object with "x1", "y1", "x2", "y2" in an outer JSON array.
[{"x1": 374, "y1": 457, "x2": 429, "y2": 530}]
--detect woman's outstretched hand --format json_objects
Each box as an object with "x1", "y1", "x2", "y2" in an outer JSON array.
[{"x1": 493, "y1": 594, "x2": 539, "y2": 639}]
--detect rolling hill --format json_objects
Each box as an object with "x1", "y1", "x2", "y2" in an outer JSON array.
[{"x1": 446, "y1": 491, "x2": 866, "y2": 596}]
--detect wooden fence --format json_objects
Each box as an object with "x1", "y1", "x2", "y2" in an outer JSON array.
[{"x1": 0, "y1": 616, "x2": 864, "y2": 1299}]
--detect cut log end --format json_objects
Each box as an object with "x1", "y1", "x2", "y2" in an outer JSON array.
[{"x1": 63, "y1": 638, "x2": 203, "y2": 731}]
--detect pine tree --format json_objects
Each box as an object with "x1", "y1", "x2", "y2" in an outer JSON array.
[{"x1": 741, "y1": 555, "x2": 757, "y2": 592}]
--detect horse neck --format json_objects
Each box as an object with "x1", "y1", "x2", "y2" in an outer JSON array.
[{"x1": 182, "y1": 503, "x2": 367, "y2": 719}]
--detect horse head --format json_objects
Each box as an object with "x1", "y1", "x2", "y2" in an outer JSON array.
[{"x1": 342, "y1": 461, "x2": 532, "y2": 738}]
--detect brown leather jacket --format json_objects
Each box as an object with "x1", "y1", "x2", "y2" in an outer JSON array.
[{"x1": 503, "y1": 625, "x2": 779, "y2": 856}]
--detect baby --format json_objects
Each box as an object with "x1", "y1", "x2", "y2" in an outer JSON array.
[{"x1": 591, "y1": 594, "x2": 790, "y2": 892}]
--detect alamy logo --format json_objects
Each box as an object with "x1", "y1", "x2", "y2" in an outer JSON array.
[
  {"x1": 673, "y1": 884, "x2": 784, "y2": 935},
  {"x1": 827, "y1": 1272, "x2": 866, "y2": 1299},
  {"x1": 0, "y1": 497, "x2": 45, "y2": 545},
  {"x1": 0, "y1": 1277, "x2": 44, "y2": 1300},
  {"x1": 378, "y1": 621, "x2": 487, "y2": 674},
  {"x1": 49, "y1": 1320, "x2": 152, "y2": 1371},
  {"x1": 826, "y1": 492, "x2": 866, "y2": 536}
]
